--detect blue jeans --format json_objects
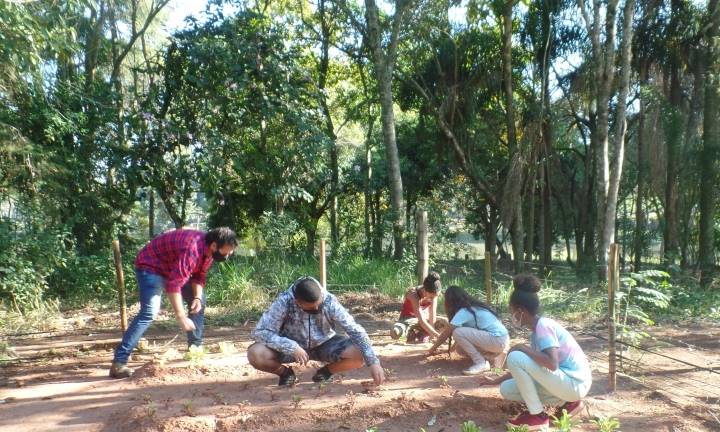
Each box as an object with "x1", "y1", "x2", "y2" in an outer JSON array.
[
  {"x1": 181, "y1": 281, "x2": 206, "y2": 347},
  {"x1": 113, "y1": 270, "x2": 206, "y2": 364}
]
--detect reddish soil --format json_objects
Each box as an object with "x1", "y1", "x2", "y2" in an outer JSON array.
[{"x1": 1, "y1": 293, "x2": 718, "y2": 431}]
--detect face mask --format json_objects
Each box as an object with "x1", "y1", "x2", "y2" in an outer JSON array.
[
  {"x1": 511, "y1": 311, "x2": 523, "y2": 328},
  {"x1": 213, "y1": 250, "x2": 229, "y2": 262}
]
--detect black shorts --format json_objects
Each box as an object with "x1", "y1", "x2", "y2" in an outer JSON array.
[{"x1": 276, "y1": 334, "x2": 354, "y2": 364}]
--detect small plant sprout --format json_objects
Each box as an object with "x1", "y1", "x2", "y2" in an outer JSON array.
[
  {"x1": 436, "y1": 375, "x2": 450, "y2": 388},
  {"x1": 291, "y1": 394, "x2": 303, "y2": 409},
  {"x1": 366, "y1": 427, "x2": 379, "y2": 432},
  {"x1": 506, "y1": 425, "x2": 530, "y2": 432},
  {"x1": 182, "y1": 399, "x2": 194, "y2": 416},
  {"x1": 145, "y1": 403, "x2": 157, "y2": 420},
  {"x1": 141, "y1": 393, "x2": 152, "y2": 404},
  {"x1": 551, "y1": 409, "x2": 580, "y2": 432},
  {"x1": 460, "y1": 420, "x2": 482, "y2": 432},
  {"x1": 591, "y1": 416, "x2": 621, "y2": 432},
  {"x1": 183, "y1": 345, "x2": 206, "y2": 366},
  {"x1": 217, "y1": 341, "x2": 236, "y2": 354}
]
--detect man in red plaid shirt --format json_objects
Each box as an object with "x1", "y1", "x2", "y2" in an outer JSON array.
[{"x1": 110, "y1": 227, "x2": 237, "y2": 378}]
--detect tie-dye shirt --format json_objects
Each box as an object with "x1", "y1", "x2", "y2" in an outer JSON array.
[{"x1": 531, "y1": 317, "x2": 592, "y2": 383}]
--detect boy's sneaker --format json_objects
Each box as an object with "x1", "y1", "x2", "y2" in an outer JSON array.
[
  {"x1": 507, "y1": 411, "x2": 549, "y2": 431},
  {"x1": 462, "y1": 361, "x2": 490, "y2": 375},
  {"x1": 109, "y1": 362, "x2": 132, "y2": 379},
  {"x1": 553, "y1": 400, "x2": 584, "y2": 419},
  {"x1": 278, "y1": 366, "x2": 297, "y2": 387}
]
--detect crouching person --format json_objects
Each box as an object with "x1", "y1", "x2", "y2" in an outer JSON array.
[{"x1": 248, "y1": 276, "x2": 385, "y2": 387}]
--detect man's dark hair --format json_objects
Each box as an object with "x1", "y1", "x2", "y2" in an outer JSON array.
[
  {"x1": 422, "y1": 271, "x2": 442, "y2": 293},
  {"x1": 294, "y1": 277, "x2": 322, "y2": 302},
  {"x1": 205, "y1": 227, "x2": 238, "y2": 248}
]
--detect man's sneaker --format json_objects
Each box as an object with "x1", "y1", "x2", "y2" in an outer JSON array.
[
  {"x1": 462, "y1": 361, "x2": 490, "y2": 375},
  {"x1": 507, "y1": 411, "x2": 550, "y2": 431},
  {"x1": 553, "y1": 400, "x2": 584, "y2": 419},
  {"x1": 278, "y1": 366, "x2": 297, "y2": 387},
  {"x1": 109, "y1": 362, "x2": 132, "y2": 379}
]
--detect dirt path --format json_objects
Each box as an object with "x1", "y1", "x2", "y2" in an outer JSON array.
[{"x1": 1, "y1": 296, "x2": 718, "y2": 431}]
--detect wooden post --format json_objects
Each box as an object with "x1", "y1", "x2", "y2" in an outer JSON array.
[
  {"x1": 608, "y1": 243, "x2": 620, "y2": 392},
  {"x1": 416, "y1": 210, "x2": 429, "y2": 285},
  {"x1": 484, "y1": 251, "x2": 493, "y2": 304},
  {"x1": 319, "y1": 239, "x2": 327, "y2": 289},
  {"x1": 112, "y1": 240, "x2": 128, "y2": 333}
]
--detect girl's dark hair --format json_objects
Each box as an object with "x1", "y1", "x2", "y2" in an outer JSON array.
[
  {"x1": 509, "y1": 274, "x2": 541, "y2": 315},
  {"x1": 444, "y1": 285, "x2": 498, "y2": 326},
  {"x1": 422, "y1": 271, "x2": 442, "y2": 293}
]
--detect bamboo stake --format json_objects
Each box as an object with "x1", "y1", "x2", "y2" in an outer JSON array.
[
  {"x1": 608, "y1": 243, "x2": 620, "y2": 392},
  {"x1": 416, "y1": 210, "x2": 429, "y2": 285},
  {"x1": 112, "y1": 240, "x2": 128, "y2": 333}
]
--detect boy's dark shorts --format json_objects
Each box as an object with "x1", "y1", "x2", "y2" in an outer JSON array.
[{"x1": 275, "y1": 334, "x2": 355, "y2": 364}]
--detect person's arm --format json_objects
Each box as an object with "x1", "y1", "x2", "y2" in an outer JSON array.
[
  {"x1": 428, "y1": 296, "x2": 438, "y2": 325},
  {"x1": 252, "y1": 293, "x2": 302, "y2": 358},
  {"x1": 411, "y1": 294, "x2": 441, "y2": 338},
  {"x1": 512, "y1": 344, "x2": 560, "y2": 371},
  {"x1": 428, "y1": 325, "x2": 454, "y2": 354},
  {"x1": 189, "y1": 282, "x2": 203, "y2": 314},
  {"x1": 329, "y1": 295, "x2": 379, "y2": 366},
  {"x1": 168, "y1": 292, "x2": 196, "y2": 331}
]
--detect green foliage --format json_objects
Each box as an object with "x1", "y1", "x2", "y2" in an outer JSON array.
[
  {"x1": 591, "y1": 416, "x2": 621, "y2": 432},
  {"x1": 551, "y1": 409, "x2": 579, "y2": 432},
  {"x1": 617, "y1": 270, "x2": 672, "y2": 344},
  {"x1": 183, "y1": 345, "x2": 206, "y2": 366},
  {"x1": 505, "y1": 425, "x2": 529, "y2": 432},
  {"x1": 460, "y1": 420, "x2": 483, "y2": 432}
]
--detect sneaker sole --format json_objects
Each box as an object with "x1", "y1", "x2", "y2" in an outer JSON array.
[{"x1": 564, "y1": 402, "x2": 585, "y2": 418}]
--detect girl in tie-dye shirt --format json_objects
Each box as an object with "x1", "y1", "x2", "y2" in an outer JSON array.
[{"x1": 479, "y1": 274, "x2": 592, "y2": 431}]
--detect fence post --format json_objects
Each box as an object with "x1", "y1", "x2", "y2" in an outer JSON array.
[
  {"x1": 319, "y1": 239, "x2": 327, "y2": 289},
  {"x1": 484, "y1": 251, "x2": 493, "y2": 304},
  {"x1": 416, "y1": 210, "x2": 429, "y2": 286},
  {"x1": 608, "y1": 243, "x2": 619, "y2": 392},
  {"x1": 112, "y1": 240, "x2": 128, "y2": 333}
]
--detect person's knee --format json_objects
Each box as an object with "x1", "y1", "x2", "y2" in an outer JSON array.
[
  {"x1": 499, "y1": 379, "x2": 516, "y2": 400},
  {"x1": 339, "y1": 345, "x2": 364, "y2": 367},
  {"x1": 506, "y1": 350, "x2": 530, "y2": 368},
  {"x1": 452, "y1": 326, "x2": 472, "y2": 340},
  {"x1": 247, "y1": 343, "x2": 269, "y2": 368}
]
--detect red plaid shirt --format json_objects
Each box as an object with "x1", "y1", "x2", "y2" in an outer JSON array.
[{"x1": 135, "y1": 229, "x2": 214, "y2": 293}]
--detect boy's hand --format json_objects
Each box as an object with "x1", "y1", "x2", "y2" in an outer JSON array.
[
  {"x1": 293, "y1": 346, "x2": 310, "y2": 365},
  {"x1": 177, "y1": 316, "x2": 196, "y2": 332},
  {"x1": 369, "y1": 363, "x2": 385, "y2": 385}
]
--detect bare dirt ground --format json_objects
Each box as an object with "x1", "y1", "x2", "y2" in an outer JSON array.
[{"x1": 1, "y1": 293, "x2": 719, "y2": 432}]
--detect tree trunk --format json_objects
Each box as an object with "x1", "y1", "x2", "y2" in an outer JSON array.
[
  {"x1": 501, "y1": 0, "x2": 524, "y2": 273},
  {"x1": 364, "y1": 118, "x2": 375, "y2": 258},
  {"x1": 634, "y1": 61, "x2": 649, "y2": 270},
  {"x1": 365, "y1": 0, "x2": 407, "y2": 260},
  {"x1": 149, "y1": 188, "x2": 155, "y2": 238},
  {"x1": 664, "y1": 61, "x2": 682, "y2": 266},
  {"x1": 305, "y1": 219, "x2": 319, "y2": 257},
  {"x1": 699, "y1": 0, "x2": 720, "y2": 287}
]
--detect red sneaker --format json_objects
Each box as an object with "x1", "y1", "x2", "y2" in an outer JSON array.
[
  {"x1": 554, "y1": 400, "x2": 584, "y2": 419},
  {"x1": 507, "y1": 411, "x2": 549, "y2": 431}
]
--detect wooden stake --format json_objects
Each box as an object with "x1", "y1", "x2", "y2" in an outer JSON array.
[
  {"x1": 608, "y1": 243, "x2": 620, "y2": 392},
  {"x1": 484, "y1": 251, "x2": 493, "y2": 304},
  {"x1": 416, "y1": 210, "x2": 428, "y2": 285},
  {"x1": 112, "y1": 240, "x2": 128, "y2": 333},
  {"x1": 319, "y1": 239, "x2": 327, "y2": 289}
]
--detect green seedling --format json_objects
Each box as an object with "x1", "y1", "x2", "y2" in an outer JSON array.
[
  {"x1": 591, "y1": 416, "x2": 621, "y2": 432},
  {"x1": 366, "y1": 427, "x2": 379, "y2": 432},
  {"x1": 145, "y1": 403, "x2": 157, "y2": 420},
  {"x1": 506, "y1": 425, "x2": 530, "y2": 432},
  {"x1": 551, "y1": 409, "x2": 579, "y2": 432},
  {"x1": 183, "y1": 345, "x2": 206, "y2": 366},
  {"x1": 182, "y1": 399, "x2": 194, "y2": 416},
  {"x1": 461, "y1": 420, "x2": 483, "y2": 432},
  {"x1": 291, "y1": 394, "x2": 303, "y2": 409},
  {"x1": 436, "y1": 375, "x2": 450, "y2": 388},
  {"x1": 212, "y1": 392, "x2": 226, "y2": 405},
  {"x1": 216, "y1": 341, "x2": 236, "y2": 354}
]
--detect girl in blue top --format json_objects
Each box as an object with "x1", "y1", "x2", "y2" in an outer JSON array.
[
  {"x1": 428, "y1": 285, "x2": 509, "y2": 375},
  {"x1": 480, "y1": 274, "x2": 592, "y2": 431}
]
